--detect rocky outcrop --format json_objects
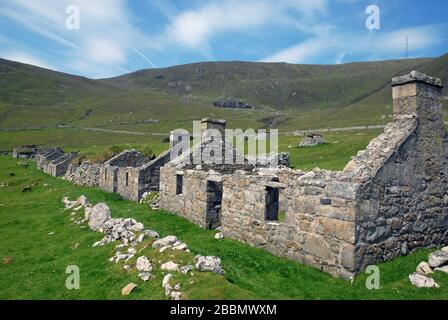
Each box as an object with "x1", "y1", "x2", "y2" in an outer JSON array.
[
  {"x1": 299, "y1": 134, "x2": 327, "y2": 147},
  {"x1": 213, "y1": 99, "x2": 254, "y2": 109}
]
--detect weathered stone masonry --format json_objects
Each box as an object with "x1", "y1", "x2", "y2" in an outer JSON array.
[{"x1": 159, "y1": 71, "x2": 448, "y2": 279}]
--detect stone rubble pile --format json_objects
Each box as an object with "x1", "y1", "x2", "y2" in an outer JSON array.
[
  {"x1": 195, "y1": 255, "x2": 225, "y2": 275},
  {"x1": 139, "y1": 191, "x2": 160, "y2": 211},
  {"x1": 61, "y1": 195, "x2": 225, "y2": 299},
  {"x1": 299, "y1": 134, "x2": 327, "y2": 147},
  {"x1": 64, "y1": 161, "x2": 101, "y2": 187},
  {"x1": 162, "y1": 274, "x2": 182, "y2": 300},
  {"x1": 409, "y1": 247, "x2": 448, "y2": 288}
]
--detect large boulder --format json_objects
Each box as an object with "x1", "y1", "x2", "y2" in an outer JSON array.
[
  {"x1": 152, "y1": 235, "x2": 178, "y2": 249},
  {"x1": 409, "y1": 273, "x2": 439, "y2": 288},
  {"x1": 88, "y1": 203, "x2": 112, "y2": 231},
  {"x1": 428, "y1": 250, "x2": 448, "y2": 268},
  {"x1": 416, "y1": 261, "x2": 433, "y2": 275}
]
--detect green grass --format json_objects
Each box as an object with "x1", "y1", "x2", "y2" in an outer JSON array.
[{"x1": 1, "y1": 156, "x2": 448, "y2": 300}]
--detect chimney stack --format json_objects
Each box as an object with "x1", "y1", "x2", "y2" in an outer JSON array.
[
  {"x1": 201, "y1": 118, "x2": 226, "y2": 142},
  {"x1": 391, "y1": 70, "x2": 443, "y2": 123}
]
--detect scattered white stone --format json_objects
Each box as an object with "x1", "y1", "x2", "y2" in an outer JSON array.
[
  {"x1": 428, "y1": 250, "x2": 448, "y2": 268},
  {"x1": 139, "y1": 272, "x2": 152, "y2": 281},
  {"x1": 122, "y1": 282, "x2": 138, "y2": 295},
  {"x1": 77, "y1": 195, "x2": 89, "y2": 207},
  {"x1": 161, "y1": 261, "x2": 179, "y2": 272},
  {"x1": 170, "y1": 291, "x2": 182, "y2": 300},
  {"x1": 435, "y1": 266, "x2": 448, "y2": 274},
  {"x1": 195, "y1": 255, "x2": 224, "y2": 275},
  {"x1": 409, "y1": 272, "x2": 439, "y2": 288},
  {"x1": 416, "y1": 261, "x2": 433, "y2": 275},
  {"x1": 123, "y1": 265, "x2": 130, "y2": 271},
  {"x1": 162, "y1": 274, "x2": 173, "y2": 296},
  {"x1": 143, "y1": 229, "x2": 159, "y2": 239},
  {"x1": 180, "y1": 265, "x2": 194, "y2": 274},
  {"x1": 152, "y1": 235, "x2": 178, "y2": 249},
  {"x1": 172, "y1": 243, "x2": 188, "y2": 251},
  {"x1": 137, "y1": 234, "x2": 145, "y2": 243},
  {"x1": 215, "y1": 232, "x2": 224, "y2": 239},
  {"x1": 159, "y1": 246, "x2": 171, "y2": 253},
  {"x1": 162, "y1": 274, "x2": 173, "y2": 288},
  {"x1": 48, "y1": 232, "x2": 55, "y2": 236},
  {"x1": 442, "y1": 246, "x2": 448, "y2": 253},
  {"x1": 136, "y1": 256, "x2": 153, "y2": 272},
  {"x1": 174, "y1": 283, "x2": 181, "y2": 291}
]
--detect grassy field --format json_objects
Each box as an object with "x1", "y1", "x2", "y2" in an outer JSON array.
[
  {"x1": 0, "y1": 126, "x2": 382, "y2": 171},
  {"x1": 1, "y1": 155, "x2": 448, "y2": 300}
]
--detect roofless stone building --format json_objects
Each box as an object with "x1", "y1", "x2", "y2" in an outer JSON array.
[{"x1": 159, "y1": 71, "x2": 448, "y2": 279}]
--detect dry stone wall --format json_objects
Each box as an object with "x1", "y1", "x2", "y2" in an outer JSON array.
[
  {"x1": 221, "y1": 169, "x2": 359, "y2": 279},
  {"x1": 64, "y1": 161, "x2": 101, "y2": 187}
]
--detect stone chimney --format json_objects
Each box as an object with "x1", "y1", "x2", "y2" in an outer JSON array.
[
  {"x1": 391, "y1": 70, "x2": 444, "y2": 123},
  {"x1": 170, "y1": 129, "x2": 190, "y2": 149},
  {"x1": 392, "y1": 71, "x2": 445, "y2": 177},
  {"x1": 201, "y1": 118, "x2": 226, "y2": 142}
]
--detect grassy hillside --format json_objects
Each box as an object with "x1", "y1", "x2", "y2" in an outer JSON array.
[
  {"x1": 104, "y1": 58, "x2": 433, "y2": 111},
  {"x1": 0, "y1": 54, "x2": 447, "y2": 149},
  {"x1": 1, "y1": 156, "x2": 448, "y2": 300}
]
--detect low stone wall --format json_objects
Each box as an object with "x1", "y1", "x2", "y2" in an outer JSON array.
[
  {"x1": 64, "y1": 161, "x2": 101, "y2": 187},
  {"x1": 221, "y1": 170, "x2": 358, "y2": 279},
  {"x1": 160, "y1": 166, "x2": 210, "y2": 228}
]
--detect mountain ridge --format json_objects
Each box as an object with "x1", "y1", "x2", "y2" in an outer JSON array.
[{"x1": 0, "y1": 54, "x2": 446, "y2": 132}]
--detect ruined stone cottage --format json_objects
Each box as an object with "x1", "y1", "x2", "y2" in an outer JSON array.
[
  {"x1": 159, "y1": 118, "x2": 256, "y2": 229},
  {"x1": 98, "y1": 148, "x2": 172, "y2": 202},
  {"x1": 159, "y1": 71, "x2": 448, "y2": 279}
]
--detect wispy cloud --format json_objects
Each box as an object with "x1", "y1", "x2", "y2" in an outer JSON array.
[
  {"x1": 260, "y1": 25, "x2": 445, "y2": 64},
  {"x1": 0, "y1": 0, "x2": 157, "y2": 78}
]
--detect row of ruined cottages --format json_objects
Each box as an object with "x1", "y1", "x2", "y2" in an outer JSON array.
[
  {"x1": 13, "y1": 71, "x2": 448, "y2": 280},
  {"x1": 14, "y1": 120, "x2": 289, "y2": 203}
]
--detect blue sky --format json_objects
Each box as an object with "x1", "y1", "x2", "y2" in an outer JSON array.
[{"x1": 0, "y1": 0, "x2": 447, "y2": 79}]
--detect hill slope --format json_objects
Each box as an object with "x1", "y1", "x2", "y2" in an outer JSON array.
[
  {"x1": 103, "y1": 58, "x2": 435, "y2": 111},
  {"x1": 0, "y1": 54, "x2": 446, "y2": 133}
]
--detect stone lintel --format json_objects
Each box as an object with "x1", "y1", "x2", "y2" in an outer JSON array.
[{"x1": 391, "y1": 70, "x2": 443, "y2": 88}]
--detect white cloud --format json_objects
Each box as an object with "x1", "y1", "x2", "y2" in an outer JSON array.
[
  {"x1": 0, "y1": 0, "x2": 157, "y2": 78},
  {"x1": 161, "y1": 0, "x2": 330, "y2": 54},
  {"x1": 84, "y1": 38, "x2": 126, "y2": 65},
  {"x1": 260, "y1": 25, "x2": 444, "y2": 64},
  {"x1": 1, "y1": 51, "x2": 55, "y2": 70},
  {"x1": 261, "y1": 36, "x2": 330, "y2": 63},
  {"x1": 165, "y1": 0, "x2": 275, "y2": 50}
]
